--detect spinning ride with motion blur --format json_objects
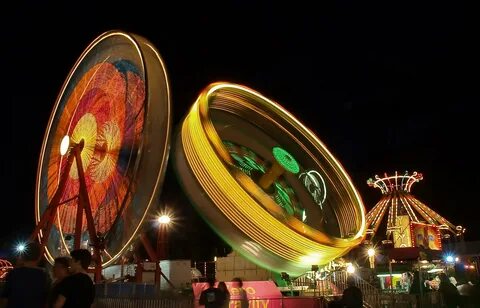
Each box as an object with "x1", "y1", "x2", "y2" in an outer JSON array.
[
  {"x1": 32, "y1": 31, "x2": 171, "y2": 281},
  {"x1": 174, "y1": 83, "x2": 366, "y2": 275},
  {"x1": 31, "y1": 30, "x2": 367, "y2": 282}
]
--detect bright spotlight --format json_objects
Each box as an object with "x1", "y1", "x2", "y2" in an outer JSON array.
[
  {"x1": 158, "y1": 214, "x2": 171, "y2": 225},
  {"x1": 60, "y1": 135, "x2": 70, "y2": 155},
  {"x1": 446, "y1": 255, "x2": 454, "y2": 263},
  {"x1": 367, "y1": 248, "x2": 375, "y2": 257},
  {"x1": 15, "y1": 243, "x2": 26, "y2": 254},
  {"x1": 346, "y1": 263, "x2": 355, "y2": 274}
]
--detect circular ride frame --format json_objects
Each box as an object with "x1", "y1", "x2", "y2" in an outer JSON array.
[
  {"x1": 175, "y1": 82, "x2": 366, "y2": 275},
  {"x1": 33, "y1": 31, "x2": 171, "y2": 280}
]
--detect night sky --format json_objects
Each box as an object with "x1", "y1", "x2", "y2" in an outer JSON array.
[{"x1": 3, "y1": 2, "x2": 478, "y2": 259}]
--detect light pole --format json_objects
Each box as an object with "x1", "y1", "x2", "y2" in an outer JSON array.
[
  {"x1": 367, "y1": 248, "x2": 376, "y2": 269},
  {"x1": 155, "y1": 214, "x2": 171, "y2": 286},
  {"x1": 157, "y1": 214, "x2": 171, "y2": 260}
]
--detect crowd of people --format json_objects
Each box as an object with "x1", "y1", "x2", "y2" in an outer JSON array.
[
  {"x1": 0, "y1": 242, "x2": 95, "y2": 308},
  {"x1": 409, "y1": 270, "x2": 480, "y2": 307},
  {"x1": 3, "y1": 242, "x2": 479, "y2": 308}
]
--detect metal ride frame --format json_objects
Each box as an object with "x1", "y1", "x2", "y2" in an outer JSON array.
[
  {"x1": 30, "y1": 140, "x2": 104, "y2": 281},
  {"x1": 30, "y1": 140, "x2": 173, "y2": 287}
]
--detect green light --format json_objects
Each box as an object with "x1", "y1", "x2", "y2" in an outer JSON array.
[
  {"x1": 230, "y1": 150, "x2": 265, "y2": 176},
  {"x1": 274, "y1": 183, "x2": 294, "y2": 216},
  {"x1": 224, "y1": 141, "x2": 304, "y2": 219},
  {"x1": 272, "y1": 147, "x2": 300, "y2": 174}
]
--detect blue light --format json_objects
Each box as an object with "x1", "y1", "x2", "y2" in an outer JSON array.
[
  {"x1": 446, "y1": 255, "x2": 454, "y2": 263},
  {"x1": 15, "y1": 243, "x2": 26, "y2": 254}
]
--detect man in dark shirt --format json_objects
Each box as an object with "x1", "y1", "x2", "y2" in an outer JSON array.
[
  {"x1": 0, "y1": 242, "x2": 51, "y2": 308},
  {"x1": 48, "y1": 256, "x2": 71, "y2": 308},
  {"x1": 199, "y1": 278, "x2": 225, "y2": 308},
  {"x1": 53, "y1": 249, "x2": 95, "y2": 308},
  {"x1": 341, "y1": 276, "x2": 363, "y2": 308}
]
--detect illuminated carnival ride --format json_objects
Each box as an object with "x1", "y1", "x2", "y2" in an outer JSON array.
[
  {"x1": 0, "y1": 259, "x2": 13, "y2": 280},
  {"x1": 174, "y1": 83, "x2": 366, "y2": 275},
  {"x1": 32, "y1": 31, "x2": 367, "y2": 280},
  {"x1": 32, "y1": 31, "x2": 171, "y2": 280},
  {"x1": 366, "y1": 171, "x2": 464, "y2": 251}
]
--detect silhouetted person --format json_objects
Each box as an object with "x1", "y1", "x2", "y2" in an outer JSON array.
[
  {"x1": 341, "y1": 276, "x2": 363, "y2": 308},
  {"x1": 469, "y1": 277, "x2": 480, "y2": 307},
  {"x1": 409, "y1": 270, "x2": 429, "y2": 306},
  {"x1": 48, "y1": 257, "x2": 71, "y2": 308},
  {"x1": 456, "y1": 276, "x2": 477, "y2": 307},
  {"x1": 53, "y1": 249, "x2": 95, "y2": 308},
  {"x1": 231, "y1": 277, "x2": 249, "y2": 308},
  {"x1": 217, "y1": 281, "x2": 230, "y2": 308},
  {"x1": 439, "y1": 273, "x2": 460, "y2": 308},
  {"x1": 199, "y1": 278, "x2": 225, "y2": 308},
  {"x1": 0, "y1": 242, "x2": 51, "y2": 308}
]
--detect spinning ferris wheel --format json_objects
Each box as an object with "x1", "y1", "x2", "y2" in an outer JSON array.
[{"x1": 32, "y1": 31, "x2": 171, "y2": 280}]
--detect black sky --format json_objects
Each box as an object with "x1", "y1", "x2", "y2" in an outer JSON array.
[{"x1": 3, "y1": 2, "x2": 478, "y2": 258}]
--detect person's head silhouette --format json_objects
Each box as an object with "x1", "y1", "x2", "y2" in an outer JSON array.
[{"x1": 232, "y1": 277, "x2": 243, "y2": 288}]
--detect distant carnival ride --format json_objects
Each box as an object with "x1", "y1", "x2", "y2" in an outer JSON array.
[
  {"x1": 0, "y1": 259, "x2": 13, "y2": 280},
  {"x1": 366, "y1": 171, "x2": 464, "y2": 250}
]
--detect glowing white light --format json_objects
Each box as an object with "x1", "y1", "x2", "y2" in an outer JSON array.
[
  {"x1": 60, "y1": 135, "x2": 70, "y2": 155},
  {"x1": 241, "y1": 241, "x2": 261, "y2": 256},
  {"x1": 367, "y1": 248, "x2": 375, "y2": 257},
  {"x1": 427, "y1": 268, "x2": 444, "y2": 273},
  {"x1": 446, "y1": 256, "x2": 454, "y2": 263},
  {"x1": 15, "y1": 243, "x2": 26, "y2": 253},
  {"x1": 377, "y1": 273, "x2": 403, "y2": 277},
  {"x1": 157, "y1": 215, "x2": 171, "y2": 225},
  {"x1": 346, "y1": 263, "x2": 355, "y2": 274},
  {"x1": 300, "y1": 253, "x2": 321, "y2": 265},
  {"x1": 298, "y1": 170, "x2": 327, "y2": 208},
  {"x1": 455, "y1": 257, "x2": 459, "y2": 262}
]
